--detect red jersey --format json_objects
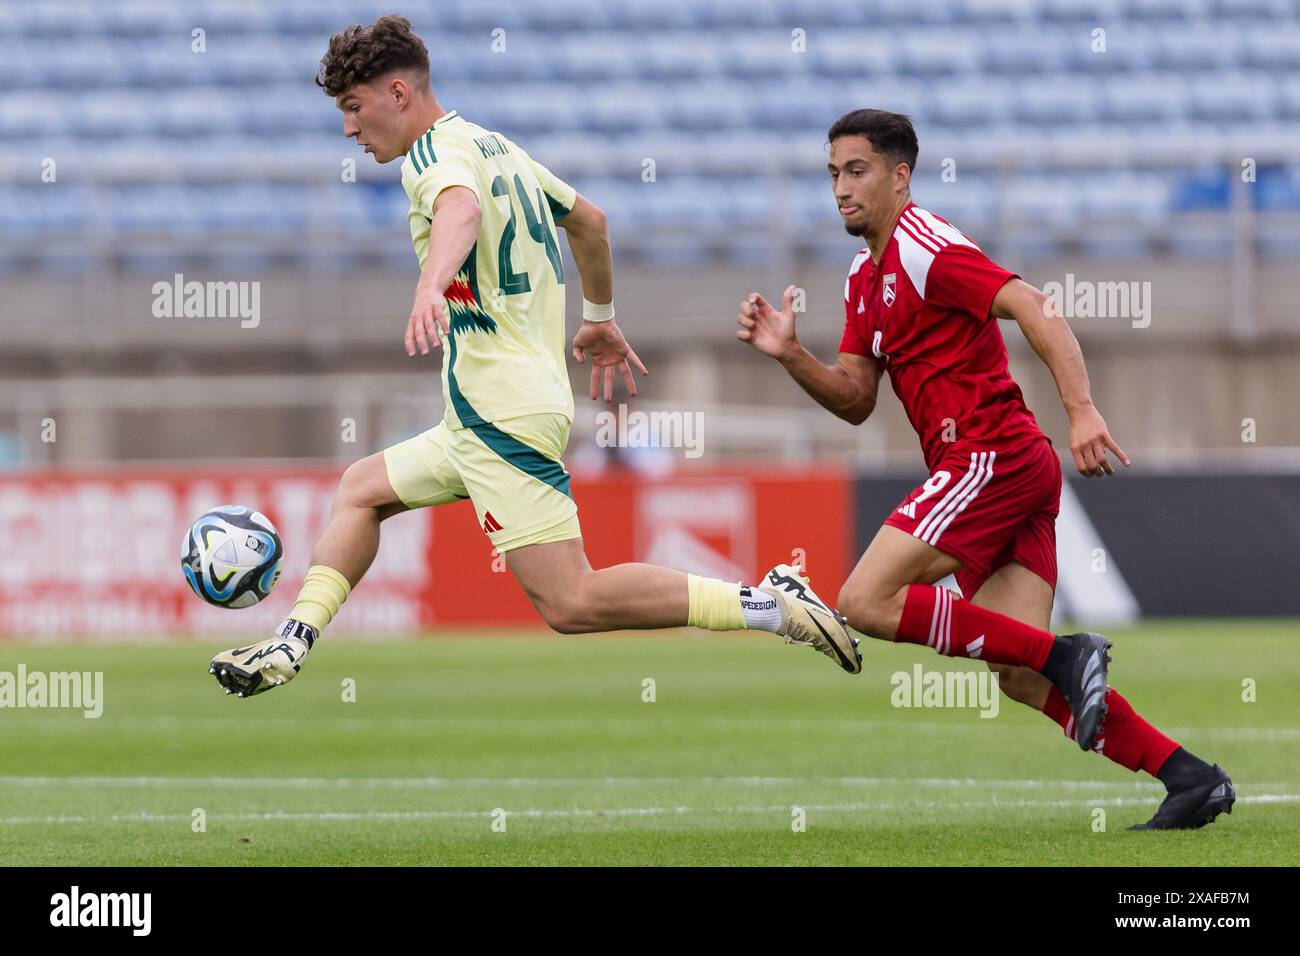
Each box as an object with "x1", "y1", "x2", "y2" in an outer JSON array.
[{"x1": 839, "y1": 202, "x2": 1046, "y2": 471}]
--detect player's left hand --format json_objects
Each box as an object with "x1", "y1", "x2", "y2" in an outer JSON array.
[
  {"x1": 405, "y1": 287, "x2": 450, "y2": 357},
  {"x1": 1068, "y1": 403, "x2": 1130, "y2": 477},
  {"x1": 571, "y1": 320, "x2": 649, "y2": 402}
]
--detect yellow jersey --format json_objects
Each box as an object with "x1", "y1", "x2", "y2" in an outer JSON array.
[{"x1": 400, "y1": 109, "x2": 577, "y2": 430}]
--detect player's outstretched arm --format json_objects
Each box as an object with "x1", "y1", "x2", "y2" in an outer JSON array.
[
  {"x1": 993, "y1": 277, "x2": 1131, "y2": 477},
  {"x1": 737, "y1": 284, "x2": 880, "y2": 424},
  {"x1": 560, "y1": 193, "x2": 648, "y2": 402},
  {"x1": 405, "y1": 185, "x2": 481, "y2": 357}
]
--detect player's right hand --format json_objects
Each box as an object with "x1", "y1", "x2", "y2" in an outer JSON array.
[
  {"x1": 1067, "y1": 403, "x2": 1130, "y2": 477},
  {"x1": 209, "y1": 634, "x2": 311, "y2": 698},
  {"x1": 405, "y1": 287, "x2": 449, "y2": 356},
  {"x1": 736, "y1": 284, "x2": 798, "y2": 361}
]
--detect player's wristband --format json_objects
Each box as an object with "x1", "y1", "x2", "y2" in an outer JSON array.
[{"x1": 582, "y1": 298, "x2": 615, "y2": 323}]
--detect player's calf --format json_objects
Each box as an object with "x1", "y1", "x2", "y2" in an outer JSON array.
[
  {"x1": 986, "y1": 662, "x2": 1051, "y2": 709},
  {"x1": 846, "y1": 581, "x2": 1112, "y2": 749}
]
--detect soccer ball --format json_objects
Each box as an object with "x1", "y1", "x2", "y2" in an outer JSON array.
[{"x1": 181, "y1": 505, "x2": 284, "y2": 608}]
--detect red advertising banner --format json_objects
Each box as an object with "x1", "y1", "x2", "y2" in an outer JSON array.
[{"x1": 0, "y1": 464, "x2": 853, "y2": 638}]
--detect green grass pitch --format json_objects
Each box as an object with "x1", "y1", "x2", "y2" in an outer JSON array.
[{"x1": 0, "y1": 620, "x2": 1295, "y2": 865}]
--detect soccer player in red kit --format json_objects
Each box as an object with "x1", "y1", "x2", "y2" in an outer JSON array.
[{"x1": 737, "y1": 109, "x2": 1234, "y2": 830}]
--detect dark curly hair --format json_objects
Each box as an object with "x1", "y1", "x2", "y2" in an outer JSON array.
[{"x1": 316, "y1": 15, "x2": 429, "y2": 97}]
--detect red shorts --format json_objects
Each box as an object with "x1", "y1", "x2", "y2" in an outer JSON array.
[{"x1": 883, "y1": 437, "x2": 1062, "y2": 599}]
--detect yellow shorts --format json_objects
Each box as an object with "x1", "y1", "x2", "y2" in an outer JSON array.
[{"x1": 383, "y1": 413, "x2": 581, "y2": 552}]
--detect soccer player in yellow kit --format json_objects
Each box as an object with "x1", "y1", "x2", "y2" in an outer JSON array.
[{"x1": 209, "y1": 15, "x2": 859, "y2": 697}]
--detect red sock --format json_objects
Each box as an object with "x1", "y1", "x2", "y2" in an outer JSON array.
[
  {"x1": 1044, "y1": 686, "x2": 1180, "y2": 775},
  {"x1": 895, "y1": 584, "x2": 1055, "y2": 670}
]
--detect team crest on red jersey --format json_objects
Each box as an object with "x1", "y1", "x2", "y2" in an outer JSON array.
[{"x1": 882, "y1": 273, "x2": 897, "y2": 307}]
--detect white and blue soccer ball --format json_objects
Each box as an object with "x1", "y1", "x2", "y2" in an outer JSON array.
[{"x1": 181, "y1": 505, "x2": 283, "y2": 608}]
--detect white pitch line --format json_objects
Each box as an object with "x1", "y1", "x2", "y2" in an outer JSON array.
[
  {"x1": 0, "y1": 793, "x2": 1295, "y2": 827},
  {"x1": 1, "y1": 775, "x2": 1297, "y2": 791},
  {"x1": 9, "y1": 715, "x2": 1299, "y2": 742}
]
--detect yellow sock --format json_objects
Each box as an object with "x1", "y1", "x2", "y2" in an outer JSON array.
[
  {"x1": 686, "y1": 574, "x2": 746, "y2": 631},
  {"x1": 288, "y1": 565, "x2": 352, "y2": 633}
]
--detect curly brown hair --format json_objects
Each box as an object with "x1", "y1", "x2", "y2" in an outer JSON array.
[{"x1": 315, "y1": 14, "x2": 429, "y2": 97}]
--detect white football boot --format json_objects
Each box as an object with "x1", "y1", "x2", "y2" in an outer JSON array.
[
  {"x1": 209, "y1": 620, "x2": 317, "y2": 698},
  {"x1": 758, "y1": 564, "x2": 862, "y2": 674}
]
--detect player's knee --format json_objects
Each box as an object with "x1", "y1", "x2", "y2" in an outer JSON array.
[
  {"x1": 835, "y1": 585, "x2": 897, "y2": 640},
  {"x1": 537, "y1": 602, "x2": 588, "y2": 635},
  {"x1": 336, "y1": 458, "x2": 374, "y2": 508},
  {"x1": 527, "y1": 589, "x2": 591, "y2": 635},
  {"x1": 336, "y1": 455, "x2": 396, "y2": 515}
]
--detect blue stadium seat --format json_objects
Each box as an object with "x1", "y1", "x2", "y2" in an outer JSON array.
[
  {"x1": 809, "y1": 32, "x2": 899, "y2": 77},
  {"x1": 582, "y1": 85, "x2": 667, "y2": 134},
  {"x1": 830, "y1": 78, "x2": 932, "y2": 124},
  {"x1": 18, "y1": 1, "x2": 100, "y2": 36},
  {"x1": 552, "y1": 34, "x2": 639, "y2": 82},
  {"x1": 1102, "y1": 74, "x2": 1190, "y2": 122},
  {"x1": 897, "y1": 31, "x2": 984, "y2": 75},
  {"x1": 1078, "y1": 172, "x2": 1172, "y2": 223},
  {"x1": 617, "y1": 0, "x2": 701, "y2": 29},
  {"x1": 1171, "y1": 167, "x2": 1231, "y2": 211},
  {"x1": 956, "y1": 0, "x2": 1041, "y2": 25},
  {"x1": 980, "y1": 27, "x2": 1074, "y2": 74},
  {"x1": 757, "y1": 80, "x2": 844, "y2": 131},
  {"x1": 695, "y1": 0, "x2": 785, "y2": 28},
  {"x1": 122, "y1": 44, "x2": 201, "y2": 87},
  {"x1": 1012, "y1": 76, "x2": 1102, "y2": 124},
  {"x1": 1126, "y1": 0, "x2": 1208, "y2": 19},
  {"x1": 636, "y1": 34, "x2": 726, "y2": 80},
  {"x1": 788, "y1": 176, "x2": 841, "y2": 226},
  {"x1": 444, "y1": 0, "x2": 536, "y2": 30},
  {"x1": 1279, "y1": 76, "x2": 1300, "y2": 118},
  {"x1": 76, "y1": 92, "x2": 159, "y2": 138},
  {"x1": 929, "y1": 79, "x2": 1014, "y2": 127},
  {"x1": 266, "y1": 0, "x2": 362, "y2": 34},
  {"x1": 527, "y1": 0, "x2": 615, "y2": 31},
  {"x1": 0, "y1": 94, "x2": 75, "y2": 138},
  {"x1": 483, "y1": 83, "x2": 583, "y2": 134},
  {"x1": 1067, "y1": 25, "x2": 1158, "y2": 73},
  {"x1": 252, "y1": 85, "x2": 348, "y2": 137},
  {"x1": 6, "y1": 0, "x2": 1300, "y2": 271},
  {"x1": 1006, "y1": 176, "x2": 1081, "y2": 229},
  {"x1": 1255, "y1": 166, "x2": 1300, "y2": 210},
  {"x1": 100, "y1": 0, "x2": 190, "y2": 37},
  {"x1": 110, "y1": 185, "x2": 204, "y2": 233},
  {"x1": 1188, "y1": 72, "x2": 1278, "y2": 122},
  {"x1": 39, "y1": 41, "x2": 129, "y2": 88},
  {"x1": 1241, "y1": 26, "x2": 1300, "y2": 69},
  {"x1": 1210, "y1": 0, "x2": 1293, "y2": 16},
  {"x1": 722, "y1": 30, "x2": 815, "y2": 77},
  {"x1": 157, "y1": 89, "x2": 240, "y2": 135},
  {"x1": 1151, "y1": 25, "x2": 1243, "y2": 70},
  {"x1": 1037, "y1": 0, "x2": 1124, "y2": 22},
  {"x1": 911, "y1": 177, "x2": 1000, "y2": 236},
  {"x1": 191, "y1": 0, "x2": 274, "y2": 33},
  {"x1": 668, "y1": 81, "x2": 759, "y2": 131}
]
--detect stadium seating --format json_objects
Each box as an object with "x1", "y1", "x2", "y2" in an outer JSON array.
[{"x1": 2, "y1": 0, "x2": 1298, "y2": 268}]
